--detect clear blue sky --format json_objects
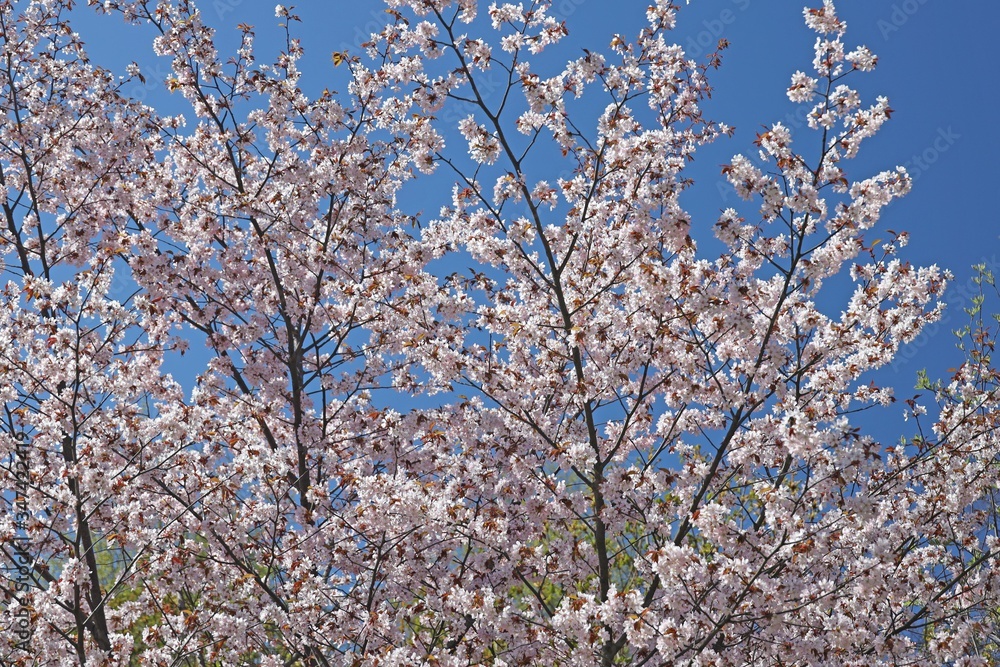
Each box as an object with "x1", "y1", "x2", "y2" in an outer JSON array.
[{"x1": 71, "y1": 0, "x2": 1000, "y2": 408}]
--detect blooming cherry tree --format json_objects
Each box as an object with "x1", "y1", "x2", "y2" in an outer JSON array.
[{"x1": 0, "y1": 0, "x2": 998, "y2": 665}]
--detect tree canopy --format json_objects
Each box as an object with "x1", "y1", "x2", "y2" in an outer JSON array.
[{"x1": 1, "y1": 1, "x2": 998, "y2": 665}]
